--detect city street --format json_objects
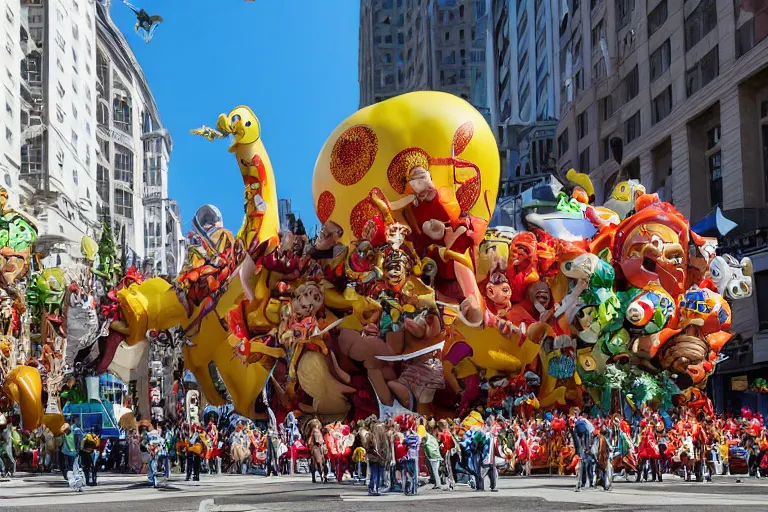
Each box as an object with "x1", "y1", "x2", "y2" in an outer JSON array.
[{"x1": 1, "y1": 473, "x2": 767, "y2": 512}]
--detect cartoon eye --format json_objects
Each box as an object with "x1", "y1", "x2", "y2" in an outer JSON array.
[
  {"x1": 245, "y1": 121, "x2": 252, "y2": 127},
  {"x1": 231, "y1": 114, "x2": 241, "y2": 124},
  {"x1": 711, "y1": 268, "x2": 720, "y2": 278},
  {"x1": 565, "y1": 262, "x2": 572, "y2": 270},
  {"x1": 293, "y1": 330, "x2": 302, "y2": 338}
]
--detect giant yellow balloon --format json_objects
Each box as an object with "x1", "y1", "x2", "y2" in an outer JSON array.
[
  {"x1": 312, "y1": 91, "x2": 500, "y2": 243},
  {"x1": 3, "y1": 365, "x2": 43, "y2": 430}
]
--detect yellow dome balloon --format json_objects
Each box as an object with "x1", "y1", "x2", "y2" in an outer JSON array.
[
  {"x1": 312, "y1": 91, "x2": 500, "y2": 243},
  {"x1": 416, "y1": 424, "x2": 427, "y2": 439}
]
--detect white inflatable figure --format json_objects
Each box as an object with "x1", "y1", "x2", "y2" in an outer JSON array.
[
  {"x1": 710, "y1": 254, "x2": 753, "y2": 300},
  {"x1": 67, "y1": 459, "x2": 86, "y2": 492},
  {"x1": 603, "y1": 179, "x2": 646, "y2": 220}
]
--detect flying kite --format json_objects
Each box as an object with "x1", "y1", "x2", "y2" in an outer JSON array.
[{"x1": 121, "y1": 1, "x2": 164, "y2": 43}]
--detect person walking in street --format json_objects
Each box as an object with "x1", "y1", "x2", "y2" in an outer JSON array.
[
  {"x1": 593, "y1": 427, "x2": 613, "y2": 490},
  {"x1": 80, "y1": 429, "x2": 100, "y2": 486},
  {"x1": 265, "y1": 424, "x2": 280, "y2": 477},
  {"x1": 0, "y1": 414, "x2": 16, "y2": 478},
  {"x1": 424, "y1": 425, "x2": 443, "y2": 489},
  {"x1": 437, "y1": 419, "x2": 456, "y2": 490},
  {"x1": 186, "y1": 424, "x2": 204, "y2": 481},
  {"x1": 477, "y1": 416, "x2": 499, "y2": 492},
  {"x1": 365, "y1": 421, "x2": 385, "y2": 496},
  {"x1": 403, "y1": 427, "x2": 420, "y2": 496},
  {"x1": 59, "y1": 423, "x2": 77, "y2": 481},
  {"x1": 573, "y1": 410, "x2": 595, "y2": 491}
]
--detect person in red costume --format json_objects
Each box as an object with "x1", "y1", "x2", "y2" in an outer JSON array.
[
  {"x1": 506, "y1": 232, "x2": 540, "y2": 303},
  {"x1": 391, "y1": 166, "x2": 483, "y2": 325},
  {"x1": 636, "y1": 418, "x2": 661, "y2": 482}
]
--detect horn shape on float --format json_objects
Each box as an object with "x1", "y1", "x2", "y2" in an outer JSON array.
[{"x1": 2, "y1": 365, "x2": 44, "y2": 430}]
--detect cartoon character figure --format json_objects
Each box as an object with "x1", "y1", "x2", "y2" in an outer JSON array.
[{"x1": 709, "y1": 254, "x2": 753, "y2": 300}]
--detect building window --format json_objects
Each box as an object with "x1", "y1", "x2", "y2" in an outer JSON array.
[
  {"x1": 736, "y1": 18, "x2": 755, "y2": 58},
  {"x1": 114, "y1": 144, "x2": 134, "y2": 186},
  {"x1": 579, "y1": 147, "x2": 591, "y2": 172},
  {"x1": 686, "y1": 45, "x2": 719, "y2": 97},
  {"x1": 577, "y1": 111, "x2": 588, "y2": 139},
  {"x1": 575, "y1": 69, "x2": 584, "y2": 92},
  {"x1": 113, "y1": 98, "x2": 132, "y2": 133},
  {"x1": 593, "y1": 57, "x2": 607, "y2": 81},
  {"x1": 55, "y1": 31, "x2": 65, "y2": 51},
  {"x1": 97, "y1": 164, "x2": 109, "y2": 199},
  {"x1": 71, "y1": 129, "x2": 78, "y2": 148},
  {"x1": 651, "y1": 85, "x2": 673, "y2": 125},
  {"x1": 601, "y1": 137, "x2": 611, "y2": 163},
  {"x1": 100, "y1": 138, "x2": 110, "y2": 162},
  {"x1": 5, "y1": 128, "x2": 11, "y2": 144},
  {"x1": 97, "y1": 103, "x2": 108, "y2": 125},
  {"x1": 706, "y1": 125, "x2": 722, "y2": 208},
  {"x1": 73, "y1": 168, "x2": 78, "y2": 185},
  {"x1": 684, "y1": 0, "x2": 717, "y2": 51},
  {"x1": 591, "y1": 19, "x2": 604, "y2": 49},
  {"x1": 623, "y1": 66, "x2": 639, "y2": 102},
  {"x1": 21, "y1": 136, "x2": 44, "y2": 175},
  {"x1": 601, "y1": 95, "x2": 614, "y2": 121},
  {"x1": 558, "y1": 130, "x2": 569, "y2": 156},
  {"x1": 648, "y1": 0, "x2": 668, "y2": 37},
  {"x1": 649, "y1": 39, "x2": 671, "y2": 82},
  {"x1": 114, "y1": 189, "x2": 133, "y2": 218},
  {"x1": 22, "y1": 54, "x2": 42, "y2": 84},
  {"x1": 616, "y1": 0, "x2": 635, "y2": 30},
  {"x1": 625, "y1": 109, "x2": 641, "y2": 143},
  {"x1": 708, "y1": 152, "x2": 722, "y2": 208}
]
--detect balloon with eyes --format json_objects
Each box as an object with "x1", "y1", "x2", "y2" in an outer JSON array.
[
  {"x1": 603, "y1": 180, "x2": 646, "y2": 220},
  {"x1": 709, "y1": 254, "x2": 753, "y2": 301},
  {"x1": 558, "y1": 248, "x2": 621, "y2": 344},
  {"x1": 657, "y1": 285, "x2": 733, "y2": 388},
  {"x1": 610, "y1": 198, "x2": 689, "y2": 344}
]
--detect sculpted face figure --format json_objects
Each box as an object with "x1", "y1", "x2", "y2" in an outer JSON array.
[
  {"x1": 528, "y1": 281, "x2": 551, "y2": 310},
  {"x1": 384, "y1": 251, "x2": 411, "y2": 289},
  {"x1": 408, "y1": 166, "x2": 437, "y2": 202},
  {"x1": 485, "y1": 273, "x2": 512, "y2": 308},
  {"x1": 385, "y1": 223, "x2": 411, "y2": 251},
  {"x1": 315, "y1": 221, "x2": 344, "y2": 252},
  {"x1": 292, "y1": 281, "x2": 324, "y2": 320},
  {"x1": 621, "y1": 223, "x2": 685, "y2": 296}
]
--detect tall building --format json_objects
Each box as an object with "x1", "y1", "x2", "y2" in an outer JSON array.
[
  {"x1": 8, "y1": 0, "x2": 183, "y2": 274},
  {"x1": 278, "y1": 198, "x2": 292, "y2": 232},
  {"x1": 17, "y1": 0, "x2": 99, "y2": 267},
  {"x1": 94, "y1": 0, "x2": 183, "y2": 275},
  {"x1": 358, "y1": 0, "x2": 491, "y2": 114},
  {"x1": 359, "y1": 0, "x2": 562, "y2": 204},
  {"x1": 490, "y1": 0, "x2": 561, "y2": 198},
  {"x1": 2, "y1": 1, "x2": 24, "y2": 204},
  {"x1": 554, "y1": 0, "x2": 768, "y2": 412}
]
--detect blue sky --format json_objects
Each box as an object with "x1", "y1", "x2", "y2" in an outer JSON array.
[{"x1": 111, "y1": 0, "x2": 361, "y2": 233}]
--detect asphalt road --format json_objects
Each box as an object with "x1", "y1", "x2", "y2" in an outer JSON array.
[{"x1": 1, "y1": 472, "x2": 767, "y2": 512}]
